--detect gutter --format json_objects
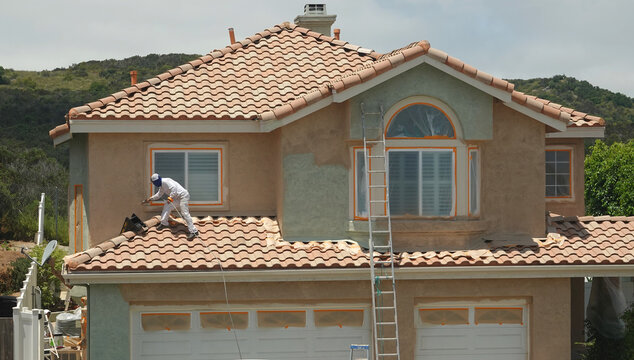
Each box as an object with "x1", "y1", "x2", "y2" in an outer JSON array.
[{"x1": 64, "y1": 264, "x2": 634, "y2": 285}]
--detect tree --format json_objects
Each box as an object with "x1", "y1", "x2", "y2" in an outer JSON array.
[{"x1": 585, "y1": 140, "x2": 634, "y2": 216}]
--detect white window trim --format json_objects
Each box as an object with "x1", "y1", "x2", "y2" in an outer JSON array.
[
  {"x1": 545, "y1": 145, "x2": 574, "y2": 201},
  {"x1": 147, "y1": 143, "x2": 227, "y2": 208},
  {"x1": 468, "y1": 147, "x2": 481, "y2": 217}
]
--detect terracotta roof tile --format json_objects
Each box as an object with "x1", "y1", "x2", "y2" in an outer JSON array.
[
  {"x1": 66, "y1": 214, "x2": 634, "y2": 273},
  {"x1": 51, "y1": 22, "x2": 604, "y2": 139}
]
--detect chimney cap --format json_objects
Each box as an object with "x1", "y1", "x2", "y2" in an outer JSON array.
[{"x1": 304, "y1": 4, "x2": 327, "y2": 15}]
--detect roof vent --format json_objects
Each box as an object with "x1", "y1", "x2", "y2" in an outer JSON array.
[{"x1": 294, "y1": 4, "x2": 336, "y2": 36}]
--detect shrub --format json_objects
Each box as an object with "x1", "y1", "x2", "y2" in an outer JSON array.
[{"x1": 583, "y1": 304, "x2": 634, "y2": 359}]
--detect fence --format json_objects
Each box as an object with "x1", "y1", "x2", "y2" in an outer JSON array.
[
  {"x1": 0, "y1": 318, "x2": 12, "y2": 360},
  {"x1": 12, "y1": 262, "x2": 44, "y2": 360}
]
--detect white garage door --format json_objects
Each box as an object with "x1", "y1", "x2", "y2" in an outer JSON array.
[
  {"x1": 415, "y1": 304, "x2": 528, "y2": 360},
  {"x1": 131, "y1": 307, "x2": 371, "y2": 360}
]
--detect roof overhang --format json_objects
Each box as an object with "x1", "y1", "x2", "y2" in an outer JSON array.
[
  {"x1": 64, "y1": 264, "x2": 634, "y2": 285},
  {"x1": 546, "y1": 126, "x2": 605, "y2": 138}
]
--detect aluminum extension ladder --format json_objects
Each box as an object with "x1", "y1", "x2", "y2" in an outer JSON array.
[{"x1": 360, "y1": 103, "x2": 400, "y2": 360}]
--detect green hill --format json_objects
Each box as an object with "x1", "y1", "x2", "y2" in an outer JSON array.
[{"x1": 510, "y1": 75, "x2": 633, "y2": 144}]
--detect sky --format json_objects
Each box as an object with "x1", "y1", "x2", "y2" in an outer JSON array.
[{"x1": 2, "y1": 0, "x2": 633, "y2": 96}]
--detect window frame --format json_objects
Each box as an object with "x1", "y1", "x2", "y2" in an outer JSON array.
[
  {"x1": 353, "y1": 146, "x2": 371, "y2": 220},
  {"x1": 148, "y1": 145, "x2": 225, "y2": 207},
  {"x1": 385, "y1": 102, "x2": 457, "y2": 140},
  {"x1": 468, "y1": 146, "x2": 480, "y2": 217},
  {"x1": 545, "y1": 147, "x2": 573, "y2": 200},
  {"x1": 386, "y1": 147, "x2": 457, "y2": 217}
]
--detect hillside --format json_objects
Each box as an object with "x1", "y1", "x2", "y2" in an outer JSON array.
[{"x1": 510, "y1": 75, "x2": 633, "y2": 144}]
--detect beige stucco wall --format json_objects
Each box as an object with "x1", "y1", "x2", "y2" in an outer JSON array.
[
  {"x1": 85, "y1": 132, "x2": 278, "y2": 245},
  {"x1": 545, "y1": 138, "x2": 586, "y2": 216},
  {"x1": 481, "y1": 102, "x2": 546, "y2": 237},
  {"x1": 117, "y1": 277, "x2": 570, "y2": 359}
]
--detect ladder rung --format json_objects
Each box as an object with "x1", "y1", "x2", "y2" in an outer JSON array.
[
  {"x1": 365, "y1": 140, "x2": 384, "y2": 143},
  {"x1": 377, "y1": 290, "x2": 394, "y2": 295},
  {"x1": 373, "y1": 260, "x2": 393, "y2": 264},
  {"x1": 375, "y1": 306, "x2": 396, "y2": 310},
  {"x1": 369, "y1": 214, "x2": 389, "y2": 217},
  {"x1": 378, "y1": 353, "x2": 399, "y2": 357},
  {"x1": 368, "y1": 170, "x2": 386, "y2": 173},
  {"x1": 370, "y1": 200, "x2": 387, "y2": 203},
  {"x1": 373, "y1": 245, "x2": 392, "y2": 248},
  {"x1": 368, "y1": 155, "x2": 385, "y2": 158},
  {"x1": 376, "y1": 276, "x2": 393, "y2": 280},
  {"x1": 377, "y1": 321, "x2": 397, "y2": 325},
  {"x1": 377, "y1": 337, "x2": 398, "y2": 341},
  {"x1": 372, "y1": 230, "x2": 390, "y2": 233},
  {"x1": 369, "y1": 185, "x2": 387, "y2": 188}
]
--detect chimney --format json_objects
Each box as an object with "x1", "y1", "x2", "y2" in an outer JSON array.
[
  {"x1": 130, "y1": 70, "x2": 137, "y2": 85},
  {"x1": 294, "y1": 4, "x2": 336, "y2": 36},
  {"x1": 228, "y1": 27, "x2": 236, "y2": 44},
  {"x1": 333, "y1": 28, "x2": 340, "y2": 40}
]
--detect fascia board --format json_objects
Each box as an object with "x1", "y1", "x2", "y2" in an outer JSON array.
[
  {"x1": 69, "y1": 119, "x2": 263, "y2": 133},
  {"x1": 53, "y1": 132, "x2": 72, "y2": 146},
  {"x1": 64, "y1": 264, "x2": 634, "y2": 285},
  {"x1": 546, "y1": 126, "x2": 605, "y2": 138},
  {"x1": 503, "y1": 100, "x2": 568, "y2": 131}
]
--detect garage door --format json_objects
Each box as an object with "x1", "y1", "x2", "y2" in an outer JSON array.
[
  {"x1": 415, "y1": 304, "x2": 528, "y2": 360},
  {"x1": 131, "y1": 307, "x2": 371, "y2": 360}
]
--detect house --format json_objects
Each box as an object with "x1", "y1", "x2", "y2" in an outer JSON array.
[{"x1": 50, "y1": 5, "x2": 634, "y2": 360}]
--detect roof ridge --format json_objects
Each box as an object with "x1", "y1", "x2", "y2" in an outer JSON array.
[{"x1": 66, "y1": 22, "x2": 381, "y2": 122}]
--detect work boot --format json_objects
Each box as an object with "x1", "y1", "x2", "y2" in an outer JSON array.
[
  {"x1": 187, "y1": 230, "x2": 199, "y2": 240},
  {"x1": 157, "y1": 223, "x2": 169, "y2": 231}
]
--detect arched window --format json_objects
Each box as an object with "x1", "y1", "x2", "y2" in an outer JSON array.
[
  {"x1": 386, "y1": 104, "x2": 455, "y2": 139},
  {"x1": 353, "y1": 98, "x2": 479, "y2": 219}
]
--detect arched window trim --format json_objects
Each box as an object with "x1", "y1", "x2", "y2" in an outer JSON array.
[{"x1": 385, "y1": 102, "x2": 458, "y2": 140}]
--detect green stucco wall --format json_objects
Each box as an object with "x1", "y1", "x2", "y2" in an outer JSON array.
[
  {"x1": 349, "y1": 64, "x2": 494, "y2": 140},
  {"x1": 88, "y1": 284, "x2": 130, "y2": 360},
  {"x1": 282, "y1": 153, "x2": 349, "y2": 240}
]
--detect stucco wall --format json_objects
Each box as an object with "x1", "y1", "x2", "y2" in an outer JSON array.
[
  {"x1": 348, "y1": 64, "x2": 493, "y2": 140},
  {"x1": 69, "y1": 134, "x2": 90, "y2": 252},
  {"x1": 545, "y1": 138, "x2": 586, "y2": 216},
  {"x1": 481, "y1": 102, "x2": 546, "y2": 237},
  {"x1": 103, "y1": 277, "x2": 570, "y2": 360},
  {"x1": 83, "y1": 132, "x2": 277, "y2": 246},
  {"x1": 88, "y1": 284, "x2": 130, "y2": 360},
  {"x1": 280, "y1": 103, "x2": 351, "y2": 240}
]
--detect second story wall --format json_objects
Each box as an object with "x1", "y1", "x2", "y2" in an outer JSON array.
[
  {"x1": 544, "y1": 138, "x2": 585, "y2": 216},
  {"x1": 76, "y1": 132, "x2": 278, "y2": 247}
]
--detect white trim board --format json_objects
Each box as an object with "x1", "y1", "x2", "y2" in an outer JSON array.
[
  {"x1": 546, "y1": 126, "x2": 605, "y2": 138},
  {"x1": 64, "y1": 264, "x2": 634, "y2": 285}
]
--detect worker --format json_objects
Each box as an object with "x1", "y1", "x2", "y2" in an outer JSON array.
[{"x1": 142, "y1": 173, "x2": 199, "y2": 240}]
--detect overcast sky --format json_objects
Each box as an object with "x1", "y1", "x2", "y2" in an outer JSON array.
[{"x1": 2, "y1": 0, "x2": 633, "y2": 96}]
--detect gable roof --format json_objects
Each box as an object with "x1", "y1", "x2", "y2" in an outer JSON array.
[
  {"x1": 49, "y1": 22, "x2": 604, "y2": 141},
  {"x1": 64, "y1": 214, "x2": 634, "y2": 277}
]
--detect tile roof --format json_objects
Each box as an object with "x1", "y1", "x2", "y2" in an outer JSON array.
[
  {"x1": 50, "y1": 22, "x2": 603, "y2": 140},
  {"x1": 65, "y1": 214, "x2": 634, "y2": 273}
]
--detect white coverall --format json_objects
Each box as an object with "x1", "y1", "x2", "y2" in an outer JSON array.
[{"x1": 149, "y1": 177, "x2": 197, "y2": 234}]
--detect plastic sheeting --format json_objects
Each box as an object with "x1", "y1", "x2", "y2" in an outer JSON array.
[
  {"x1": 200, "y1": 312, "x2": 248, "y2": 330},
  {"x1": 475, "y1": 307, "x2": 523, "y2": 325},
  {"x1": 141, "y1": 313, "x2": 191, "y2": 332},
  {"x1": 314, "y1": 309, "x2": 364, "y2": 328},
  {"x1": 587, "y1": 277, "x2": 627, "y2": 339},
  {"x1": 419, "y1": 308, "x2": 469, "y2": 326},
  {"x1": 55, "y1": 307, "x2": 82, "y2": 336},
  {"x1": 257, "y1": 310, "x2": 306, "y2": 328}
]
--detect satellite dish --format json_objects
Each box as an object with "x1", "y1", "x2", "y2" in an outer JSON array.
[
  {"x1": 20, "y1": 240, "x2": 58, "y2": 267},
  {"x1": 40, "y1": 240, "x2": 57, "y2": 266}
]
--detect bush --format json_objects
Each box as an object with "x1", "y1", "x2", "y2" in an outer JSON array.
[
  {"x1": 5, "y1": 243, "x2": 67, "y2": 309},
  {"x1": 583, "y1": 304, "x2": 634, "y2": 359}
]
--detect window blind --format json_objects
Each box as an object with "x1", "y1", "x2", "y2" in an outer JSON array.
[
  {"x1": 356, "y1": 150, "x2": 368, "y2": 217},
  {"x1": 153, "y1": 150, "x2": 220, "y2": 202}
]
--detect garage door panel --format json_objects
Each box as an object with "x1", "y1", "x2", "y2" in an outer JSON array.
[{"x1": 416, "y1": 305, "x2": 528, "y2": 360}]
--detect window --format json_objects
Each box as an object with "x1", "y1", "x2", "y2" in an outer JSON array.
[
  {"x1": 351, "y1": 98, "x2": 477, "y2": 219},
  {"x1": 150, "y1": 147, "x2": 222, "y2": 204},
  {"x1": 469, "y1": 147, "x2": 480, "y2": 216},
  {"x1": 354, "y1": 147, "x2": 369, "y2": 219},
  {"x1": 200, "y1": 312, "x2": 248, "y2": 330},
  {"x1": 388, "y1": 148, "x2": 455, "y2": 216},
  {"x1": 141, "y1": 313, "x2": 191, "y2": 331},
  {"x1": 419, "y1": 308, "x2": 469, "y2": 326},
  {"x1": 545, "y1": 149, "x2": 571, "y2": 198},
  {"x1": 257, "y1": 310, "x2": 306, "y2": 328}
]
